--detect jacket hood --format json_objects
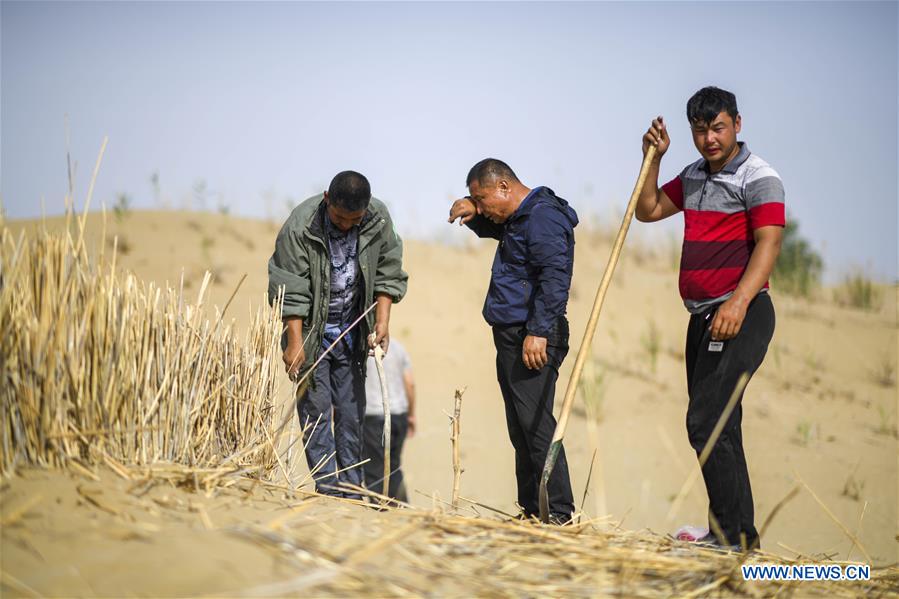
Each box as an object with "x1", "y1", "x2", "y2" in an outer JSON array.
[{"x1": 514, "y1": 186, "x2": 579, "y2": 228}]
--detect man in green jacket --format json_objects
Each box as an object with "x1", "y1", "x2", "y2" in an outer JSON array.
[{"x1": 268, "y1": 171, "x2": 408, "y2": 498}]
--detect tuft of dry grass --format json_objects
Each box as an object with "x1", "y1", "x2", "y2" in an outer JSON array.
[
  {"x1": 0, "y1": 223, "x2": 283, "y2": 477},
  {"x1": 833, "y1": 271, "x2": 884, "y2": 311}
]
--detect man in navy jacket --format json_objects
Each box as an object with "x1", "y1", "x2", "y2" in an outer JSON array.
[{"x1": 448, "y1": 158, "x2": 578, "y2": 523}]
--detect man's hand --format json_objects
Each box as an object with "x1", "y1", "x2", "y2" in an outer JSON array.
[
  {"x1": 642, "y1": 116, "x2": 670, "y2": 158},
  {"x1": 448, "y1": 197, "x2": 478, "y2": 226},
  {"x1": 282, "y1": 342, "x2": 305, "y2": 380},
  {"x1": 709, "y1": 295, "x2": 749, "y2": 341},
  {"x1": 522, "y1": 335, "x2": 548, "y2": 370},
  {"x1": 369, "y1": 322, "x2": 390, "y2": 354},
  {"x1": 406, "y1": 413, "x2": 416, "y2": 438}
]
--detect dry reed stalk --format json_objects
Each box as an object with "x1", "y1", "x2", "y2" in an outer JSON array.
[
  {"x1": 450, "y1": 387, "x2": 464, "y2": 508},
  {"x1": 371, "y1": 342, "x2": 391, "y2": 498},
  {"x1": 0, "y1": 494, "x2": 42, "y2": 526},
  {"x1": 666, "y1": 372, "x2": 750, "y2": 524},
  {"x1": 0, "y1": 570, "x2": 42, "y2": 599},
  {"x1": 794, "y1": 471, "x2": 873, "y2": 564},
  {"x1": 847, "y1": 500, "x2": 868, "y2": 562}
]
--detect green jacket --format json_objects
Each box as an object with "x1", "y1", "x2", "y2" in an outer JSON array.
[{"x1": 268, "y1": 194, "x2": 408, "y2": 371}]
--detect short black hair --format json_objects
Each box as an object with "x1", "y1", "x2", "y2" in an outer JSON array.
[
  {"x1": 328, "y1": 170, "x2": 371, "y2": 211},
  {"x1": 686, "y1": 86, "x2": 739, "y2": 126},
  {"x1": 466, "y1": 158, "x2": 519, "y2": 188}
]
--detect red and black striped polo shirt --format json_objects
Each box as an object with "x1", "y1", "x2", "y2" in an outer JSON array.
[{"x1": 661, "y1": 142, "x2": 785, "y2": 313}]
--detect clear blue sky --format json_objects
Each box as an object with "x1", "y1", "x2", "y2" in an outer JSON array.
[{"x1": 2, "y1": 1, "x2": 897, "y2": 281}]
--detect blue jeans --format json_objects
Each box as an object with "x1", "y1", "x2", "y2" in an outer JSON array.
[{"x1": 298, "y1": 336, "x2": 366, "y2": 498}]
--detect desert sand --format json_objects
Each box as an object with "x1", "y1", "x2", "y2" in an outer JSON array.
[{"x1": 2, "y1": 209, "x2": 896, "y2": 596}]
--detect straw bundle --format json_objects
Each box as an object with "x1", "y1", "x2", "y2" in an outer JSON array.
[{"x1": 0, "y1": 225, "x2": 282, "y2": 477}]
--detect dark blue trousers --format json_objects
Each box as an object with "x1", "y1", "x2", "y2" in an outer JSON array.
[{"x1": 298, "y1": 338, "x2": 366, "y2": 499}]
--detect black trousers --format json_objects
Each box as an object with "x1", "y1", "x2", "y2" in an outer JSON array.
[
  {"x1": 685, "y1": 293, "x2": 775, "y2": 547},
  {"x1": 298, "y1": 339, "x2": 367, "y2": 499},
  {"x1": 362, "y1": 414, "x2": 409, "y2": 502},
  {"x1": 492, "y1": 322, "x2": 575, "y2": 520}
]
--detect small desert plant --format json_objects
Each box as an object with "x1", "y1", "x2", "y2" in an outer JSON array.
[
  {"x1": 149, "y1": 170, "x2": 163, "y2": 207},
  {"x1": 193, "y1": 178, "x2": 209, "y2": 211},
  {"x1": 112, "y1": 192, "x2": 131, "y2": 223},
  {"x1": 201, "y1": 234, "x2": 215, "y2": 262},
  {"x1": 841, "y1": 467, "x2": 865, "y2": 502},
  {"x1": 641, "y1": 320, "x2": 661, "y2": 374},
  {"x1": 875, "y1": 405, "x2": 896, "y2": 437},
  {"x1": 834, "y1": 271, "x2": 883, "y2": 311},
  {"x1": 802, "y1": 350, "x2": 825, "y2": 373},
  {"x1": 870, "y1": 356, "x2": 897, "y2": 388},
  {"x1": 793, "y1": 419, "x2": 814, "y2": 447},
  {"x1": 773, "y1": 219, "x2": 823, "y2": 298}
]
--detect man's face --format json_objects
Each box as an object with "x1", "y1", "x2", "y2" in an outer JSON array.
[
  {"x1": 324, "y1": 193, "x2": 367, "y2": 232},
  {"x1": 690, "y1": 111, "x2": 742, "y2": 168},
  {"x1": 468, "y1": 179, "x2": 512, "y2": 223}
]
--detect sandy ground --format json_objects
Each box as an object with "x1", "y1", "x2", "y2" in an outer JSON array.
[{"x1": 2, "y1": 210, "x2": 897, "y2": 594}]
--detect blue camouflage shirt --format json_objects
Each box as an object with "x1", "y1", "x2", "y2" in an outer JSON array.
[{"x1": 324, "y1": 217, "x2": 360, "y2": 345}]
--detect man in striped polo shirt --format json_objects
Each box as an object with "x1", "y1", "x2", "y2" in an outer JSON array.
[{"x1": 636, "y1": 86, "x2": 784, "y2": 550}]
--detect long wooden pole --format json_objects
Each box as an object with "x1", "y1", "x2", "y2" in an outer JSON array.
[{"x1": 538, "y1": 145, "x2": 658, "y2": 523}]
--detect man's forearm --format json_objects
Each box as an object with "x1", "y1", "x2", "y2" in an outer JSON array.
[
  {"x1": 375, "y1": 293, "x2": 393, "y2": 325},
  {"x1": 284, "y1": 316, "x2": 303, "y2": 346},
  {"x1": 732, "y1": 237, "x2": 781, "y2": 305},
  {"x1": 466, "y1": 214, "x2": 504, "y2": 240}
]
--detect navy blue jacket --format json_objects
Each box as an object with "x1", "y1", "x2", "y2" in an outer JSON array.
[{"x1": 466, "y1": 186, "x2": 578, "y2": 338}]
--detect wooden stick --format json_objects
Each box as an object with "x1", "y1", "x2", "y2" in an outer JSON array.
[
  {"x1": 372, "y1": 340, "x2": 391, "y2": 499},
  {"x1": 451, "y1": 387, "x2": 465, "y2": 508},
  {"x1": 538, "y1": 145, "x2": 657, "y2": 522}
]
